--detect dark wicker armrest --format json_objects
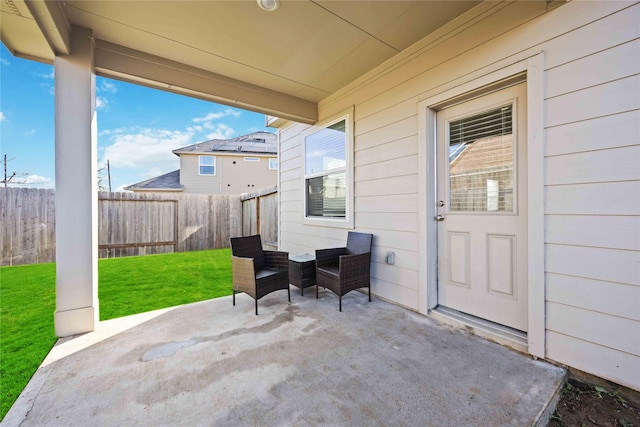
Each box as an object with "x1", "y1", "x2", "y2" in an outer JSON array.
[
  {"x1": 264, "y1": 250, "x2": 289, "y2": 270},
  {"x1": 316, "y1": 247, "x2": 347, "y2": 268},
  {"x1": 338, "y1": 252, "x2": 372, "y2": 280}
]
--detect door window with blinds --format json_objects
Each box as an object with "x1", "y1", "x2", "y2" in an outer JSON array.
[
  {"x1": 304, "y1": 119, "x2": 347, "y2": 219},
  {"x1": 447, "y1": 103, "x2": 515, "y2": 212}
]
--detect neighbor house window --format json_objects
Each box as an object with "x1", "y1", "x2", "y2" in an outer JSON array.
[
  {"x1": 304, "y1": 117, "x2": 351, "y2": 221},
  {"x1": 269, "y1": 158, "x2": 278, "y2": 170},
  {"x1": 244, "y1": 157, "x2": 260, "y2": 162},
  {"x1": 199, "y1": 155, "x2": 215, "y2": 175}
]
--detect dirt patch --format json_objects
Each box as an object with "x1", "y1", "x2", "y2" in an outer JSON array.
[{"x1": 550, "y1": 379, "x2": 639, "y2": 426}]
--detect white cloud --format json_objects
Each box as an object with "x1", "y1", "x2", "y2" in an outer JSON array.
[
  {"x1": 142, "y1": 167, "x2": 168, "y2": 180},
  {"x1": 103, "y1": 128, "x2": 191, "y2": 172},
  {"x1": 41, "y1": 82, "x2": 54, "y2": 96},
  {"x1": 100, "y1": 110, "x2": 242, "y2": 188},
  {"x1": 186, "y1": 125, "x2": 203, "y2": 133},
  {"x1": 99, "y1": 126, "x2": 134, "y2": 137},
  {"x1": 38, "y1": 70, "x2": 54, "y2": 79},
  {"x1": 9, "y1": 174, "x2": 54, "y2": 189},
  {"x1": 206, "y1": 123, "x2": 235, "y2": 140},
  {"x1": 0, "y1": 58, "x2": 9, "y2": 65},
  {"x1": 99, "y1": 81, "x2": 117, "y2": 93},
  {"x1": 0, "y1": 112, "x2": 6, "y2": 122},
  {"x1": 192, "y1": 109, "x2": 241, "y2": 123},
  {"x1": 25, "y1": 129, "x2": 36, "y2": 136},
  {"x1": 96, "y1": 96, "x2": 108, "y2": 110},
  {"x1": 25, "y1": 174, "x2": 53, "y2": 185}
]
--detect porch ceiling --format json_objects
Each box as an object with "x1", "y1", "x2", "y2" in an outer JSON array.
[{"x1": 0, "y1": 0, "x2": 481, "y2": 123}]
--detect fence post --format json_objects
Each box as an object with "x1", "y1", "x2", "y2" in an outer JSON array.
[
  {"x1": 240, "y1": 185, "x2": 277, "y2": 250},
  {"x1": 256, "y1": 195, "x2": 261, "y2": 236}
]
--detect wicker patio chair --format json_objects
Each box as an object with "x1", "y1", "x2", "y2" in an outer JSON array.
[
  {"x1": 230, "y1": 235, "x2": 290, "y2": 315},
  {"x1": 315, "y1": 231, "x2": 373, "y2": 312}
]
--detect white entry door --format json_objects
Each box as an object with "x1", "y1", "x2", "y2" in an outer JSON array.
[{"x1": 436, "y1": 83, "x2": 528, "y2": 332}]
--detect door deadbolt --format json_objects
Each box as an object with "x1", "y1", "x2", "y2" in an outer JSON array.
[{"x1": 437, "y1": 200, "x2": 445, "y2": 207}]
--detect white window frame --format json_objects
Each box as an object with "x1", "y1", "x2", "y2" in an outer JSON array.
[
  {"x1": 198, "y1": 155, "x2": 216, "y2": 176},
  {"x1": 243, "y1": 157, "x2": 260, "y2": 162},
  {"x1": 302, "y1": 108, "x2": 354, "y2": 229},
  {"x1": 268, "y1": 158, "x2": 278, "y2": 170}
]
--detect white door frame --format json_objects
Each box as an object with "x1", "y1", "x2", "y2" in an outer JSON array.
[{"x1": 417, "y1": 52, "x2": 545, "y2": 358}]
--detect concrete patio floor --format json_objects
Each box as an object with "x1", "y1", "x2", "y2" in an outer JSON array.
[{"x1": 4, "y1": 288, "x2": 566, "y2": 426}]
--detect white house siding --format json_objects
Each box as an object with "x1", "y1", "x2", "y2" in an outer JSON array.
[
  {"x1": 278, "y1": 1, "x2": 640, "y2": 390},
  {"x1": 180, "y1": 154, "x2": 277, "y2": 195}
]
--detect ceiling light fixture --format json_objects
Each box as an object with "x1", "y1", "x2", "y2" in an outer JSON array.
[{"x1": 257, "y1": 0, "x2": 279, "y2": 12}]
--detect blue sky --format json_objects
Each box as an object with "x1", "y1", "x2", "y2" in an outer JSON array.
[{"x1": 0, "y1": 43, "x2": 271, "y2": 191}]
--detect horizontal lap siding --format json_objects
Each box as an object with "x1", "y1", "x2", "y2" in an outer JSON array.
[
  {"x1": 547, "y1": 331, "x2": 640, "y2": 389},
  {"x1": 542, "y1": 4, "x2": 640, "y2": 390},
  {"x1": 353, "y1": 100, "x2": 419, "y2": 267},
  {"x1": 278, "y1": 0, "x2": 640, "y2": 387},
  {"x1": 181, "y1": 154, "x2": 277, "y2": 195},
  {"x1": 180, "y1": 155, "x2": 222, "y2": 194},
  {"x1": 220, "y1": 156, "x2": 278, "y2": 195},
  {"x1": 281, "y1": 90, "x2": 423, "y2": 310}
]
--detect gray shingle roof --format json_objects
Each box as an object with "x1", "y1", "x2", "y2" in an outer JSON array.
[
  {"x1": 172, "y1": 131, "x2": 277, "y2": 156},
  {"x1": 124, "y1": 169, "x2": 182, "y2": 191}
]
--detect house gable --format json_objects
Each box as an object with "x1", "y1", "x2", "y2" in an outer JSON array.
[{"x1": 179, "y1": 152, "x2": 277, "y2": 195}]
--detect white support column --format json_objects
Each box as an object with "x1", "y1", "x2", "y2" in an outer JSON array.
[{"x1": 54, "y1": 28, "x2": 99, "y2": 337}]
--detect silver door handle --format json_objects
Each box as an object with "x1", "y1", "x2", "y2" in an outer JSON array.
[{"x1": 436, "y1": 215, "x2": 445, "y2": 221}]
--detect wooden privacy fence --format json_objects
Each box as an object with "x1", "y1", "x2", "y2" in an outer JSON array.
[
  {"x1": 98, "y1": 192, "x2": 242, "y2": 258},
  {"x1": 1, "y1": 187, "x2": 56, "y2": 266},
  {"x1": 0, "y1": 188, "x2": 243, "y2": 266},
  {"x1": 241, "y1": 185, "x2": 278, "y2": 250}
]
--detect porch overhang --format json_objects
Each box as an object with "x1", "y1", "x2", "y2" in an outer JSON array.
[
  {"x1": 1, "y1": 0, "x2": 485, "y2": 124},
  {"x1": 92, "y1": 40, "x2": 318, "y2": 125},
  {"x1": 1, "y1": 0, "x2": 485, "y2": 337}
]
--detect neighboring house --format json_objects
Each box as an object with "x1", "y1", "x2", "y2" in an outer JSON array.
[
  {"x1": 4, "y1": 0, "x2": 637, "y2": 393},
  {"x1": 125, "y1": 132, "x2": 278, "y2": 195}
]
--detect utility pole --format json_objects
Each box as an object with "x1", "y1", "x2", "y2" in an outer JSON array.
[
  {"x1": 107, "y1": 159, "x2": 112, "y2": 192},
  {"x1": 1, "y1": 154, "x2": 27, "y2": 187}
]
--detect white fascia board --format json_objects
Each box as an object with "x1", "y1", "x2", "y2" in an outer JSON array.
[{"x1": 93, "y1": 39, "x2": 318, "y2": 125}]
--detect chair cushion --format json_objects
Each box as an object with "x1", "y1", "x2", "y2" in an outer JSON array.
[
  {"x1": 317, "y1": 263, "x2": 339, "y2": 277},
  {"x1": 255, "y1": 268, "x2": 284, "y2": 279}
]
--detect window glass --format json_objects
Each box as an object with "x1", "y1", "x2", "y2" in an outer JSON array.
[
  {"x1": 306, "y1": 172, "x2": 346, "y2": 218},
  {"x1": 305, "y1": 120, "x2": 346, "y2": 175},
  {"x1": 244, "y1": 157, "x2": 260, "y2": 162},
  {"x1": 304, "y1": 119, "x2": 347, "y2": 219},
  {"x1": 269, "y1": 158, "x2": 278, "y2": 170},
  {"x1": 448, "y1": 105, "x2": 513, "y2": 212},
  {"x1": 199, "y1": 156, "x2": 215, "y2": 175}
]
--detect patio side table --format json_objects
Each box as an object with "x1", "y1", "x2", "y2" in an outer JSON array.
[{"x1": 289, "y1": 253, "x2": 316, "y2": 296}]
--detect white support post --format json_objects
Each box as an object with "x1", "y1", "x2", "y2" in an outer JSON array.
[{"x1": 54, "y1": 28, "x2": 99, "y2": 337}]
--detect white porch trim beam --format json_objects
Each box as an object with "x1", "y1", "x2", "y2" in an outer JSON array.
[
  {"x1": 54, "y1": 28, "x2": 99, "y2": 337},
  {"x1": 94, "y1": 40, "x2": 318, "y2": 125},
  {"x1": 23, "y1": 0, "x2": 71, "y2": 56}
]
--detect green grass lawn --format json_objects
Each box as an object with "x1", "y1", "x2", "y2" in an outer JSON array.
[{"x1": 0, "y1": 249, "x2": 233, "y2": 420}]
